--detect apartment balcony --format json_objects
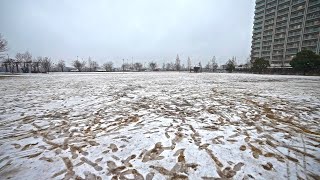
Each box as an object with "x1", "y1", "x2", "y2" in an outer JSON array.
[
  {"x1": 277, "y1": 10, "x2": 289, "y2": 17},
  {"x1": 273, "y1": 46, "x2": 285, "y2": 50},
  {"x1": 265, "y1": 14, "x2": 275, "y2": 20},
  {"x1": 278, "y1": 0, "x2": 291, "y2": 5},
  {"x1": 306, "y1": 13, "x2": 320, "y2": 21},
  {"x1": 264, "y1": 25, "x2": 274, "y2": 30},
  {"x1": 309, "y1": 0, "x2": 320, "y2": 7},
  {"x1": 253, "y1": 31, "x2": 262, "y2": 37},
  {"x1": 286, "y1": 49, "x2": 299, "y2": 55},
  {"x1": 255, "y1": 7, "x2": 265, "y2": 14},
  {"x1": 273, "y1": 50, "x2": 284, "y2": 55},
  {"x1": 289, "y1": 25, "x2": 302, "y2": 31},
  {"x1": 287, "y1": 38, "x2": 301, "y2": 43},
  {"x1": 276, "y1": 16, "x2": 288, "y2": 23},
  {"x1": 286, "y1": 43, "x2": 299, "y2": 48},
  {"x1": 262, "y1": 38, "x2": 273, "y2": 42},
  {"x1": 262, "y1": 48, "x2": 271, "y2": 52},
  {"x1": 276, "y1": 21, "x2": 287, "y2": 27},
  {"x1": 252, "y1": 39, "x2": 261, "y2": 44},
  {"x1": 302, "y1": 41, "x2": 318, "y2": 47},
  {"x1": 253, "y1": 29, "x2": 263, "y2": 33},
  {"x1": 262, "y1": 42, "x2": 272, "y2": 46},
  {"x1": 290, "y1": 18, "x2": 303, "y2": 25},
  {"x1": 266, "y1": 1, "x2": 277, "y2": 9},
  {"x1": 305, "y1": 20, "x2": 320, "y2": 27},
  {"x1": 307, "y1": 6, "x2": 320, "y2": 14},
  {"x1": 274, "y1": 35, "x2": 286, "y2": 40},
  {"x1": 263, "y1": 31, "x2": 273, "y2": 36},
  {"x1": 254, "y1": 23, "x2": 263, "y2": 28},
  {"x1": 255, "y1": 13, "x2": 264, "y2": 19},
  {"x1": 292, "y1": 0, "x2": 306, "y2": 6},
  {"x1": 304, "y1": 27, "x2": 320, "y2": 34},
  {"x1": 252, "y1": 39, "x2": 261, "y2": 43},
  {"x1": 278, "y1": 4, "x2": 290, "y2": 11},
  {"x1": 262, "y1": 53, "x2": 271, "y2": 57},
  {"x1": 303, "y1": 34, "x2": 319, "y2": 40},
  {"x1": 275, "y1": 29, "x2": 286, "y2": 34},
  {"x1": 265, "y1": 20, "x2": 274, "y2": 25},
  {"x1": 265, "y1": 10, "x2": 276, "y2": 16},
  {"x1": 256, "y1": 1, "x2": 266, "y2": 8},
  {"x1": 254, "y1": 18, "x2": 263, "y2": 23},
  {"x1": 288, "y1": 30, "x2": 301, "y2": 37},
  {"x1": 274, "y1": 40, "x2": 285, "y2": 45},
  {"x1": 291, "y1": 5, "x2": 304, "y2": 12},
  {"x1": 301, "y1": 46, "x2": 317, "y2": 52},
  {"x1": 290, "y1": 12, "x2": 304, "y2": 19}
]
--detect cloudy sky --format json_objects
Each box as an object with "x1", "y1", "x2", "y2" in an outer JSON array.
[{"x1": 0, "y1": 0, "x2": 255, "y2": 67}]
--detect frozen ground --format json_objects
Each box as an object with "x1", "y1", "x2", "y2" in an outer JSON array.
[{"x1": 0, "y1": 72, "x2": 319, "y2": 180}]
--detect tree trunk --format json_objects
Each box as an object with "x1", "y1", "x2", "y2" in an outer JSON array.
[
  {"x1": 15, "y1": 63, "x2": 19, "y2": 73},
  {"x1": 4, "y1": 63, "x2": 8, "y2": 72}
]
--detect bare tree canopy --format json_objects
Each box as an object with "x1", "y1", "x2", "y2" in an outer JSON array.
[
  {"x1": 103, "y1": 61, "x2": 113, "y2": 72},
  {"x1": 88, "y1": 57, "x2": 99, "y2": 72},
  {"x1": 122, "y1": 63, "x2": 130, "y2": 71},
  {"x1": 187, "y1": 57, "x2": 191, "y2": 70},
  {"x1": 175, "y1": 54, "x2": 181, "y2": 71},
  {"x1": 73, "y1": 60, "x2": 86, "y2": 72},
  {"x1": 41, "y1": 57, "x2": 52, "y2": 73},
  {"x1": 149, "y1": 62, "x2": 157, "y2": 71},
  {"x1": 15, "y1": 53, "x2": 23, "y2": 62},
  {"x1": 0, "y1": 34, "x2": 8, "y2": 55},
  {"x1": 57, "y1": 60, "x2": 66, "y2": 72},
  {"x1": 134, "y1": 62, "x2": 143, "y2": 71}
]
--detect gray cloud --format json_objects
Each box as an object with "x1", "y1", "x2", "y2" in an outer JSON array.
[{"x1": 0, "y1": 0, "x2": 255, "y2": 67}]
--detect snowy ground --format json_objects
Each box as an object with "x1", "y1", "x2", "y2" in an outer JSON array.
[{"x1": 0, "y1": 72, "x2": 319, "y2": 180}]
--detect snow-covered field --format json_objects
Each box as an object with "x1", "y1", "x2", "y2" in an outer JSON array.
[{"x1": 0, "y1": 72, "x2": 319, "y2": 180}]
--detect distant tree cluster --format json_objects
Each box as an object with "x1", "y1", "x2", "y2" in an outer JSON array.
[
  {"x1": 290, "y1": 50, "x2": 320, "y2": 75},
  {"x1": 225, "y1": 57, "x2": 236, "y2": 73},
  {"x1": 251, "y1": 58, "x2": 270, "y2": 74}
]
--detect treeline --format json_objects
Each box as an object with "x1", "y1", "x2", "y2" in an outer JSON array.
[
  {"x1": 226, "y1": 50, "x2": 320, "y2": 75},
  {"x1": 1, "y1": 51, "x2": 221, "y2": 73}
]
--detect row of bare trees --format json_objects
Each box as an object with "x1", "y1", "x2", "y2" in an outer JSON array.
[
  {"x1": 71, "y1": 58, "x2": 114, "y2": 72},
  {"x1": 1, "y1": 34, "x2": 220, "y2": 73},
  {"x1": 1, "y1": 51, "x2": 55, "y2": 73}
]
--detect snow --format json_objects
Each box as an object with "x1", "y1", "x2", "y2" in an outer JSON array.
[{"x1": 0, "y1": 72, "x2": 319, "y2": 179}]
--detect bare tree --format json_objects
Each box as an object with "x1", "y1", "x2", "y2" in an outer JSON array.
[
  {"x1": 88, "y1": 57, "x2": 99, "y2": 72},
  {"x1": 72, "y1": 60, "x2": 86, "y2": 72},
  {"x1": 122, "y1": 63, "x2": 130, "y2": 71},
  {"x1": 0, "y1": 35, "x2": 8, "y2": 72},
  {"x1": 103, "y1": 61, "x2": 113, "y2": 72},
  {"x1": 211, "y1": 56, "x2": 218, "y2": 71},
  {"x1": 0, "y1": 34, "x2": 8, "y2": 58},
  {"x1": 162, "y1": 63, "x2": 166, "y2": 71},
  {"x1": 166, "y1": 62, "x2": 174, "y2": 71},
  {"x1": 133, "y1": 62, "x2": 143, "y2": 71},
  {"x1": 149, "y1": 62, "x2": 157, "y2": 71},
  {"x1": 175, "y1": 54, "x2": 181, "y2": 71},
  {"x1": 33, "y1": 56, "x2": 42, "y2": 73},
  {"x1": 2, "y1": 58, "x2": 9, "y2": 72},
  {"x1": 187, "y1": 57, "x2": 191, "y2": 71},
  {"x1": 57, "y1": 60, "x2": 66, "y2": 72},
  {"x1": 41, "y1": 57, "x2": 52, "y2": 73},
  {"x1": 15, "y1": 53, "x2": 24, "y2": 73},
  {"x1": 21, "y1": 51, "x2": 32, "y2": 73}
]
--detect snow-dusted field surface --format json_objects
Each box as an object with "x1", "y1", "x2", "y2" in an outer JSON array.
[{"x1": 0, "y1": 72, "x2": 319, "y2": 180}]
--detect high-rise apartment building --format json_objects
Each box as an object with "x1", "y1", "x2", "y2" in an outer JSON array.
[{"x1": 251, "y1": 0, "x2": 320, "y2": 67}]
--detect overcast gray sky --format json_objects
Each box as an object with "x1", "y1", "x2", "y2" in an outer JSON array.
[{"x1": 0, "y1": 0, "x2": 255, "y2": 67}]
